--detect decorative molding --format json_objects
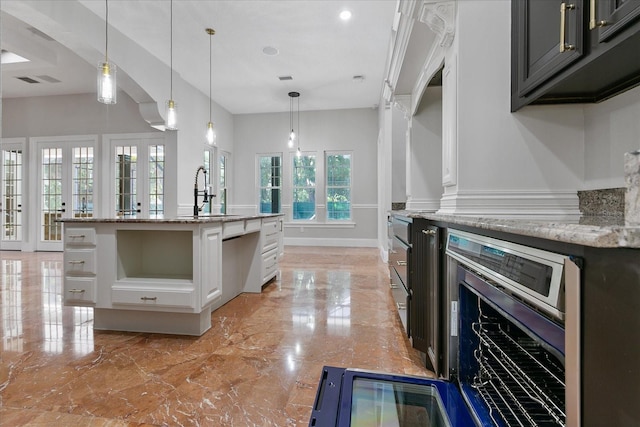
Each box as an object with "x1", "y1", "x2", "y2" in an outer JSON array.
[
  {"x1": 418, "y1": 1, "x2": 456, "y2": 48},
  {"x1": 441, "y1": 55, "x2": 457, "y2": 187},
  {"x1": 383, "y1": 1, "x2": 419, "y2": 103},
  {"x1": 138, "y1": 102, "x2": 166, "y2": 131},
  {"x1": 284, "y1": 237, "x2": 378, "y2": 248},
  {"x1": 405, "y1": 198, "x2": 440, "y2": 212},
  {"x1": 393, "y1": 95, "x2": 412, "y2": 120},
  {"x1": 436, "y1": 190, "x2": 582, "y2": 220}
]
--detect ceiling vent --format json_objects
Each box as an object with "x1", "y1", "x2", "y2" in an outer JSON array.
[
  {"x1": 16, "y1": 76, "x2": 40, "y2": 84},
  {"x1": 278, "y1": 76, "x2": 293, "y2": 81},
  {"x1": 37, "y1": 75, "x2": 61, "y2": 83}
]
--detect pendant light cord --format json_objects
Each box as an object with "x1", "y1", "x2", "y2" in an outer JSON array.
[
  {"x1": 209, "y1": 30, "x2": 212, "y2": 121},
  {"x1": 105, "y1": 0, "x2": 109, "y2": 61},
  {"x1": 170, "y1": 0, "x2": 173, "y2": 99}
]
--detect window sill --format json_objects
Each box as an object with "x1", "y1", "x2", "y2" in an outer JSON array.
[{"x1": 284, "y1": 221, "x2": 356, "y2": 228}]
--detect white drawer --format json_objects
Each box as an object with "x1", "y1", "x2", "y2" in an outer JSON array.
[
  {"x1": 223, "y1": 220, "x2": 245, "y2": 239},
  {"x1": 112, "y1": 286, "x2": 195, "y2": 309},
  {"x1": 64, "y1": 249, "x2": 97, "y2": 275},
  {"x1": 64, "y1": 277, "x2": 97, "y2": 305},
  {"x1": 245, "y1": 218, "x2": 261, "y2": 233},
  {"x1": 263, "y1": 240, "x2": 279, "y2": 254},
  {"x1": 65, "y1": 228, "x2": 96, "y2": 246},
  {"x1": 262, "y1": 218, "x2": 278, "y2": 233},
  {"x1": 261, "y1": 246, "x2": 278, "y2": 282}
]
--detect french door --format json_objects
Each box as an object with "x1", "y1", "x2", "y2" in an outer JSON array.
[
  {"x1": 36, "y1": 136, "x2": 97, "y2": 251},
  {"x1": 1, "y1": 140, "x2": 25, "y2": 250}
]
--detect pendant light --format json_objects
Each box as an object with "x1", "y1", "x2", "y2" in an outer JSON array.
[
  {"x1": 288, "y1": 91, "x2": 300, "y2": 156},
  {"x1": 165, "y1": 0, "x2": 178, "y2": 130},
  {"x1": 205, "y1": 28, "x2": 217, "y2": 145},
  {"x1": 98, "y1": 0, "x2": 117, "y2": 104}
]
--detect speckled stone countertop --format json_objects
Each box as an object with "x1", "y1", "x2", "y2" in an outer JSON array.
[
  {"x1": 60, "y1": 213, "x2": 283, "y2": 224},
  {"x1": 393, "y1": 211, "x2": 640, "y2": 249}
]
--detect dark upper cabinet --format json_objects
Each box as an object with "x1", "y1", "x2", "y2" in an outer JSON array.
[
  {"x1": 512, "y1": 0, "x2": 585, "y2": 99},
  {"x1": 592, "y1": 0, "x2": 640, "y2": 42},
  {"x1": 512, "y1": 0, "x2": 640, "y2": 111}
]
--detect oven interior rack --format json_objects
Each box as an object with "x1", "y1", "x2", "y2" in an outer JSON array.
[{"x1": 471, "y1": 317, "x2": 566, "y2": 427}]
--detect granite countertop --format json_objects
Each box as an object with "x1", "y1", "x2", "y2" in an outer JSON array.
[
  {"x1": 60, "y1": 213, "x2": 283, "y2": 224},
  {"x1": 394, "y1": 211, "x2": 640, "y2": 249}
]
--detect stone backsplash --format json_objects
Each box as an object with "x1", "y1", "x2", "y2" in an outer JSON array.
[{"x1": 578, "y1": 188, "x2": 625, "y2": 217}]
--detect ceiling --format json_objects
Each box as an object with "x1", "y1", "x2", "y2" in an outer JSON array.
[{"x1": 0, "y1": 0, "x2": 398, "y2": 115}]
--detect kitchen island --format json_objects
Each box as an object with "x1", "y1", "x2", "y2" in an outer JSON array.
[{"x1": 61, "y1": 214, "x2": 283, "y2": 336}]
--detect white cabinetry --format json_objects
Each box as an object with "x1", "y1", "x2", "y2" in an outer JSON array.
[
  {"x1": 261, "y1": 217, "x2": 280, "y2": 284},
  {"x1": 62, "y1": 215, "x2": 282, "y2": 336},
  {"x1": 63, "y1": 227, "x2": 97, "y2": 306}
]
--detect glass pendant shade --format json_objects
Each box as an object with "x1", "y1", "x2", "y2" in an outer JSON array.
[
  {"x1": 97, "y1": 62, "x2": 117, "y2": 104},
  {"x1": 288, "y1": 137, "x2": 294, "y2": 148},
  {"x1": 206, "y1": 121, "x2": 216, "y2": 145},
  {"x1": 166, "y1": 100, "x2": 178, "y2": 130}
]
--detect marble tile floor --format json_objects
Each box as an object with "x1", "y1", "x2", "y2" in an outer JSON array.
[{"x1": 0, "y1": 247, "x2": 432, "y2": 426}]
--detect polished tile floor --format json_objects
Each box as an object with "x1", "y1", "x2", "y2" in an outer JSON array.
[{"x1": 0, "y1": 247, "x2": 431, "y2": 426}]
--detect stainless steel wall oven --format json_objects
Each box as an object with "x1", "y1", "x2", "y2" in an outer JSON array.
[{"x1": 447, "y1": 229, "x2": 581, "y2": 426}]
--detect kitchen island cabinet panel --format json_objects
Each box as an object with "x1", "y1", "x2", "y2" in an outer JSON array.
[{"x1": 62, "y1": 214, "x2": 283, "y2": 336}]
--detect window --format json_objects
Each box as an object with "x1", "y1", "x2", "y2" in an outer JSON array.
[
  {"x1": 258, "y1": 154, "x2": 282, "y2": 214},
  {"x1": 148, "y1": 145, "x2": 164, "y2": 217},
  {"x1": 292, "y1": 153, "x2": 316, "y2": 220},
  {"x1": 115, "y1": 146, "x2": 137, "y2": 217},
  {"x1": 326, "y1": 152, "x2": 352, "y2": 221},
  {"x1": 219, "y1": 151, "x2": 228, "y2": 214},
  {"x1": 203, "y1": 149, "x2": 213, "y2": 214}
]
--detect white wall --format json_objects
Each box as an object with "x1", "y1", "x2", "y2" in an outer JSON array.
[
  {"x1": 438, "y1": 1, "x2": 584, "y2": 218},
  {"x1": 407, "y1": 86, "x2": 442, "y2": 211},
  {"x1": 391, "y1": 103, "x2": 408, "y2": 203},
  {"x1": 234, "y1": 108, "x2": 379, "y2": 247},
  {"x1": 583, "y1": 84, "x2": 640, "y2": 190}
]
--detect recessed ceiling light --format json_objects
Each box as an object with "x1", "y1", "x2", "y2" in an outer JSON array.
[
  {"x1": 262, "y1": 46, "x2": 279, "y2": 56},
  {"x1": 339, "y1": 10, "x2": 352, "y2": 21}
]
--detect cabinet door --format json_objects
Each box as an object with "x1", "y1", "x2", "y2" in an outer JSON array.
[
  {"x1": 201, "y1": 227, "x2": 222, "y2": 309},
  {"x1": 592, "y1": 0, "x2": 640, "y2": 42},
  {"x1": 512, "y1": 0, "x2": 585, "y2": 99},
  {"x1": 410, "y1": 220, "x2": 441, "y2": 368}
]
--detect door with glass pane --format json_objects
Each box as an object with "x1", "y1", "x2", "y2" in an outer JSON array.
[
  {"x1": 111, "y1": 138, "x2": 165, "y2": 218},
  {"x1": 1, "y1": 142, "x2": 24, "y2": 250},
  {"x1": 37, "y1": 139, "x2": 96, "y2": 251}
]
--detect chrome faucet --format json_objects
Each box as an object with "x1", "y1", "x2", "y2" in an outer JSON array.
[{"x1": 194, "y1": 166, "x2": 213, "y2": 216}]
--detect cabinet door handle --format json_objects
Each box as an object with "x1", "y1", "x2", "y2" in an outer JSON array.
[
  {"x1": 68, "y1": 289, "x2": 86, "y2": 294},
  {"x1": 421, "y1": 229, "x2": 436, "y2": 236},
  {"x1": 396, "y1": 260, "x2": 407, "y2": 266},
  {"x1": 560, "y1": 3, "x2": 576, "y2": 52},
  {"x1": 589, "y1": 0, "x2": 609, "y2": 30},
  {"x1": 140, "y1": 296, "x2": 158, "y2": 301},
  {"x1": 68, "y1": 260, "x2": 85, "y2": 265}
]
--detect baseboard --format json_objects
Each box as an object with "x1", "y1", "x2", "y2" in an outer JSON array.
[
  {"x1": 284, "y1": 237, "x2": 378, "y2": 247},
  {"x1": 437, "y1": 190, "x2": 581, "y2": 220}
]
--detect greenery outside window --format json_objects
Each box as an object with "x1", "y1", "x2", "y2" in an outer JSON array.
[
  {"x1": 326, "y1": 152, "x2": 352, "y2": 221},
  {"x1": 258, "y1": 154, "x2": 282, "y2": 214},
  {"x1": 292, "y1": 153, "x2": 316, "y2": 220}
]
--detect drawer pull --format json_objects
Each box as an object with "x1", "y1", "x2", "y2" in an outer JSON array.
[
  {"x1": 421, "y1": 229, "x2": 436, "y2": 236},
  {"x1": 390, "y1": 283, "x2": 399, "y2": 289},
  {"x1": 397, "y1": 302, "x2": 406, "y2": 310},
  {"x1": 589, "y1": 0, "x2": 609, "y2": 30},
  {"x1": 396, "y1": 260, "x2": 407, "y2": 266},
  {"x1": 140, "y1": 296, "x2": 158, "y2": 301},
  {"x1": 68, "y1": 260, "x2": 85, "y2": 265},
  {"x1": 559, "y1": 3, "x2": 576, "y2": 52},
  {"x1": 68, "y1": 234, "x2": 86, "y2": 239},
  {"x1": 68, "y1": 289, "x2": 86, "y2": 294}
]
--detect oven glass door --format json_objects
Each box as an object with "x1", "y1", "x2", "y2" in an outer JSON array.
[{"x1": 309, "y1": 366, "x2": 475, "y2": 427}]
